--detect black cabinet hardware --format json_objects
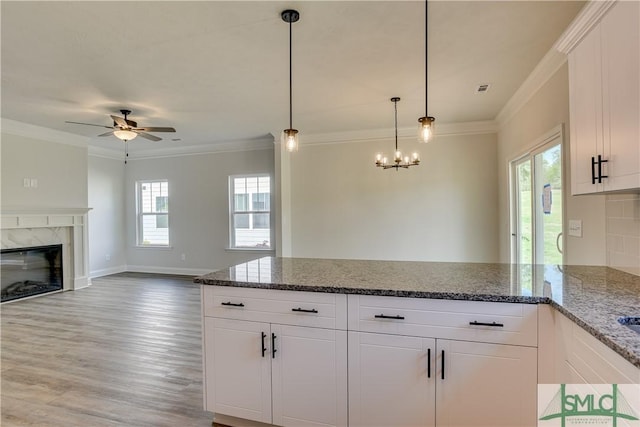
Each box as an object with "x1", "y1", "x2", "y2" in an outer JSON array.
[
  {"x1": 591, "y1": 155, "x2": 609, "y2": 184},
  {"x1": 291, "y1": 307, "x2": 318, "y2": 313},
  {"x1": 441, "y1": 350, "x2": 445, "y2": 380},
  {"x1": 427, "y1": 348, "x2": 431, "y2": 378},
  {"x1": 221, "y1": 301, "x2": 244, "y2": 307},
  {"x1": 272, "y1": 333, "x2": 277, "y2": 359},
  {"x1": 469, "y1": 321, "x2": 504, "y2": 327},
  {"x1": 261, "y1": 332, "x2": 267, "y2": 358},
  {"x1": 597, "y1": 154, "x2": 608, "y2": 183},
  {"x1": 374, "y1": 314, "x2": 405, "y2": 320}
]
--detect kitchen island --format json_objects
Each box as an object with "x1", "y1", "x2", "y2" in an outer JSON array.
[{"x1": 195, "y1": 257, "x2": 640, "y2": 427}]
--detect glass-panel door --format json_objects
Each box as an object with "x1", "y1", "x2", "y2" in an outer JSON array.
[{"x1": 511, "y1": 132, "x2": 564, "y2": 267}]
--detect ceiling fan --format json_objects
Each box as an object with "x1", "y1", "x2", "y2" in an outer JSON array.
[{"x1": 65, "y1": 109, "x2": 176, "y2": 142}]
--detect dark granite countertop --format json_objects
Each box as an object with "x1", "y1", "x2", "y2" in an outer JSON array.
[{"x1": 194, "y1": 257, "x2": 640, "y2": 369}]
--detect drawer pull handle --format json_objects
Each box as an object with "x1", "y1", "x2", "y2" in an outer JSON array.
[
  {"x1": 261, "y1": 332, "x2": 267, "y2": 358},
  {"x1": 469, "y1": 321, "x2": 504, "y2": 327},
  {"x1": 291, "y1": 307, "x2": 318, "y2": 313},
  {"x1": 427, "y1": 348, "x2": 431, "y2": 378},
  {"x1": 441, "y1": 350, "x2": 445, "y2": 380},
  {"x1": 374, "y1": 314, "x2": 405, "y2": 320},
  {"x1": 221, "y1": 301, "x2": 245, "y2": 307}
]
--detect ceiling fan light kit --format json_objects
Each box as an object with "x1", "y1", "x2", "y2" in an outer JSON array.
[
  {"x1": 282, "y1": 9, "x2": 300, "y2": 153},
  {"x1": 418, "y1": 0, "x2": 435, "y2": 143},
  {"x1": 113, "y1": 129, "x2": 137, "y2": 142}
]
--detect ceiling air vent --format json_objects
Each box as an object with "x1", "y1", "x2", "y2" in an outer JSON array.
[{"x1": 475, "y1": 84, "x2": 490, "y2": 94}]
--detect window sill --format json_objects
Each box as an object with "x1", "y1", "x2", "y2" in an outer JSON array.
[
  {"x1": 225, "y1": 247, "x2": 275, "y2": 254},
  {"x1": 135, "y1": 245, "x2": 173, "y2": 250}
]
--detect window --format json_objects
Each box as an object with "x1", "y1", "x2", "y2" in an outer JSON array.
[
  {"x1": 230, "y1": 175, "x2": 271, "y2": 249},
  {"x1": 136, "y1": 180, "x2": 169, "y2": 246}
]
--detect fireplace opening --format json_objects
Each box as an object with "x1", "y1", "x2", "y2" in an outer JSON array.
[{"x1": 1, "y1": 244, "x2": 63, "y2": 302}]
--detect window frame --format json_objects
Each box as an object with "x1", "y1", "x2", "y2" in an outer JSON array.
[
  {"x1": 136, "y1": 179, "x2": 170, "y2": 247},
  {"x1": 228, "y1": 174, "x2": 274, "y2": 251}
]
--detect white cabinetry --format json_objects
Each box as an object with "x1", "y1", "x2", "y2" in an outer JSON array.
[
  {"x1": 568, "y1": 0, "x2": 640, "y2": 194},
  {"x1": 348, "y1": 295, "x2": 539, "y2": 427},
  {"x1": 202, "y1": 286, "x2": 348, "y2": 427}
]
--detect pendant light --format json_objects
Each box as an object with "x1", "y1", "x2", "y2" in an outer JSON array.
[
  {"x1": 282, "y1": 9, "x2": 300, "y2": 152},
  {"x1": 375, "y1": 97, "x2": 420, "y2": 170},
  {"x1": 418, "y1": 0, "x2": 435, "y2": 143}
]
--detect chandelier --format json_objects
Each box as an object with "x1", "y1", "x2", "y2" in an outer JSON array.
[{"x1": 375, "y1": 97, "x2": 420, "y2": 170}]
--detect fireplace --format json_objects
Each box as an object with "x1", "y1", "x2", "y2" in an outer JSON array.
[{"x1": 1, "y1": 244, "x2": 63, "y2": 302}]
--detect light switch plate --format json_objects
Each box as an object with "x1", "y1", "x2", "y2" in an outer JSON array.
[{"x1": 569, "y1": 220, "x2": 582, "y2": 237}]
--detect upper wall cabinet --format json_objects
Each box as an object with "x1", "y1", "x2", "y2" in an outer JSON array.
[{"x1": 565, "y1": 1, "x2": 640, "y2": 195}]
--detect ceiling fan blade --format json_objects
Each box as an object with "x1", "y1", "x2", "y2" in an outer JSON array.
[
  {"x1": 65, "y1": 121, "x2": 113, "y2": 129},
  {"x1": 136, "y1": 132, "x2": 162, "y2": 142},
  {"x1": 110, "y1": 115, "x2": 129, "y2": 128},
  {"x1": 133, "y1": 127, "x2": 176, "y2": 132},
  {"x1": 97, "y1": 131, "x2": 114, "y2": 137}
]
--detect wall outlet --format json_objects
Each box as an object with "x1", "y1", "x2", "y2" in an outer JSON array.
[
  {"x1": 23, "y1": 178, "x2": 30, "y2": 188},
  {"x1": 30, "y1": 178, "x2": 38, "y2": 188},
  {"x1": 568, "y1": 220, "x2": 583, "y2": 237},
  {"x1": 181, "y1": 253, "x2": 186, "y2": 261}
]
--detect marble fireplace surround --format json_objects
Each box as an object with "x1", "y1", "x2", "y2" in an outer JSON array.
[{"x1": 1, "y1": 208, "x2": 91, "y2": 292}]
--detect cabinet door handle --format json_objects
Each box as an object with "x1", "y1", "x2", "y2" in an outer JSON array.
[
  {"x1": 291, "y1": 307, "x2": 318, "y2": 313},
  {"x1": 427, "y1": 348, "x2": 431, "y2": 378},
  {"x1": 374, "y1": 314, "x2": 405, "y2": 320},
  {"x1": 469, "y1": 321, "x2": 504, "y2": 327},
  {"x1": 441, "y1": 350, "x2": 445, "y2": 380},
  {"x1": 261, "y1": 332, "x2": 267, "y2": 358},
  {"x1": 221, "y1": 301, "x2": 244, "y2": 307},
  {"x1": 597, "y1": 155, "x2": 608, "y2": 183},
  {"x1": 272, "y1": 333, "x2": 277, "y2": 359},
  {"x1": 591, "y1": 156, "x2": 598, "y2": 184}
]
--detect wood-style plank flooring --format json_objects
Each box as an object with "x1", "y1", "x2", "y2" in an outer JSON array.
[{"x1": 1, "y1": 273, "x2": 215, "y2": 426}]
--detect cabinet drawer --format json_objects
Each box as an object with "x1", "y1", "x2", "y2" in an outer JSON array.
[
  {"x1": 202, "y1": 286, "x2": 347, "y2": 330},
  {"x1": 348, "y1": 295, "x2": 537, "y2": 347}
]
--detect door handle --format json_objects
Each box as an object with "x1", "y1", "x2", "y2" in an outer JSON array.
[
  {"x1": 261, "y1": 332, "x2": 267, "y2": 358},
  {"x1": 556, "y1": 232, "x2": 563, "y2": 254},
  {"x1": 427, "y1": 348, "x2": 431, "y2": 378},
  {"x1": 591, "y1": 156, "x2": 597, "y2": 184},
  {"x1": 441, "y1": 350, "x2": 445, "y2": 380},
  {"x1": 272, "y1": 333, "x2": 277, "y2": 359}
]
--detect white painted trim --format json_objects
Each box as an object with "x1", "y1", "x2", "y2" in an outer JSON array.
[
  {"x1": 299, "y1": 121, "x2": 498, "y2": 146},
  {"x1": 554, "y1": 0, "x2": 617, "y2": 54},
  {"x1": 496, "y1": 49, "x2": 568, "y2": 127},
  {"x1": 1, "y1": 118, "x2": 90, "y2": 148},
  {"x1": 126, "y1": 136, "x2": 275, "y2": 161},
  {"x1": 88, "y1": 145, "x2": 123, "y2": 160},
  {"x1": 90, "y1": 265, "x2": 127, "y2": 279},
  {"x1": 126, "y1": 264, "x2": 214, "y2": 276}
]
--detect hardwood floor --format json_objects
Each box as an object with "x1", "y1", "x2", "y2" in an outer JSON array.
[{"x1": 1, "y1": 273, "x2": 215, "y2": 427}]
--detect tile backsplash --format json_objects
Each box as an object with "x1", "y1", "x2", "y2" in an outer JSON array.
[{"x1": 606, "y1": 193, "x2": 640, "y2": 276}]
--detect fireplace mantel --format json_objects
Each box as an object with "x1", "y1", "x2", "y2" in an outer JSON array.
[{"x1": 1, "y1": 207, "x2": 91, "y2": 291}]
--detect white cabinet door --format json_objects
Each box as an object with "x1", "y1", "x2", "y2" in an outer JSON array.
[
  {"x1": 569, "y1": 24, "x2": 604, "y2": 195},
  {"x1": 436, "y1": 339, "x2": 537, "y2": 427},
  {"x1": 271, "y1": 325, "x2": 347, "y2": 427},
  {"x1": 348, "y1": 331, "x2": 436, "y2": 427},
  {"x1": 601, "y1": 0, "x2": 640, "y2": 192},
  {"x1": 203, "y1": 317, "x2": 272, "y2": 424}
]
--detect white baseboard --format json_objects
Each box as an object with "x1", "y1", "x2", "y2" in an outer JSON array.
[
  {"x1": 90, "y1": 265, "x2": 127, "y2": 279},
  {"x1": 125, "y1": 265, "x2": 215, "y2": 277}
]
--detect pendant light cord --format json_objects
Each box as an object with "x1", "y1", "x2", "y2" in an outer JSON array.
[
  {"x1": 425, "y1": 0, "x2": 428, "y2": 117},
  {"x1": 289, "y1": 19, "x2": 293, "y2": 129},
  {"x1": 394, "y1": 99, "x2": 398, "y2": 151}
]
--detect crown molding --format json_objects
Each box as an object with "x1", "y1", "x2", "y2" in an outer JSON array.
[
  {"x1": 295, "y1": 121, "x2": 498, "y2": 146},
  {"x1": 88, "y1": 145, "x2": 123, "y2": 160},
  {"x1": 1, "y1": 118, "x2": 90, "y2": 148},
  {"x1": 495, "y1": 48, "x2": 568, "y2": 127},
  {"x1": 554, "y1": 0, "x2": 616, "y2": 54}
]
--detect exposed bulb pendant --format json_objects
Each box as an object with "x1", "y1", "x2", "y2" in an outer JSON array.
[
  {"x1": 418, "y1": 0, "x2": 435, "y2": 143},
  {"x1": 375, "y1": 97, "x2": 420, "y2": 170},
  {"x1": 282, "y1": 9, "x2": 300, "y2": 152}
]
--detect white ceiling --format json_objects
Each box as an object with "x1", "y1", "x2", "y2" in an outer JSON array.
[{"x1": 1, "y1": 1, "x2": 584, "y2": 153}]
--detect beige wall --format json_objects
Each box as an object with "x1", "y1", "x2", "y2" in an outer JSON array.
[
  {"x1": 1, "y1": 133, "x2": 88, "y2": 209},
  {"x1": 497, "y1": 62, "x2": 607, "y2": 266},
  {"x1": 287, "y1": 133, "x2": 499, "y2": 262}
]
